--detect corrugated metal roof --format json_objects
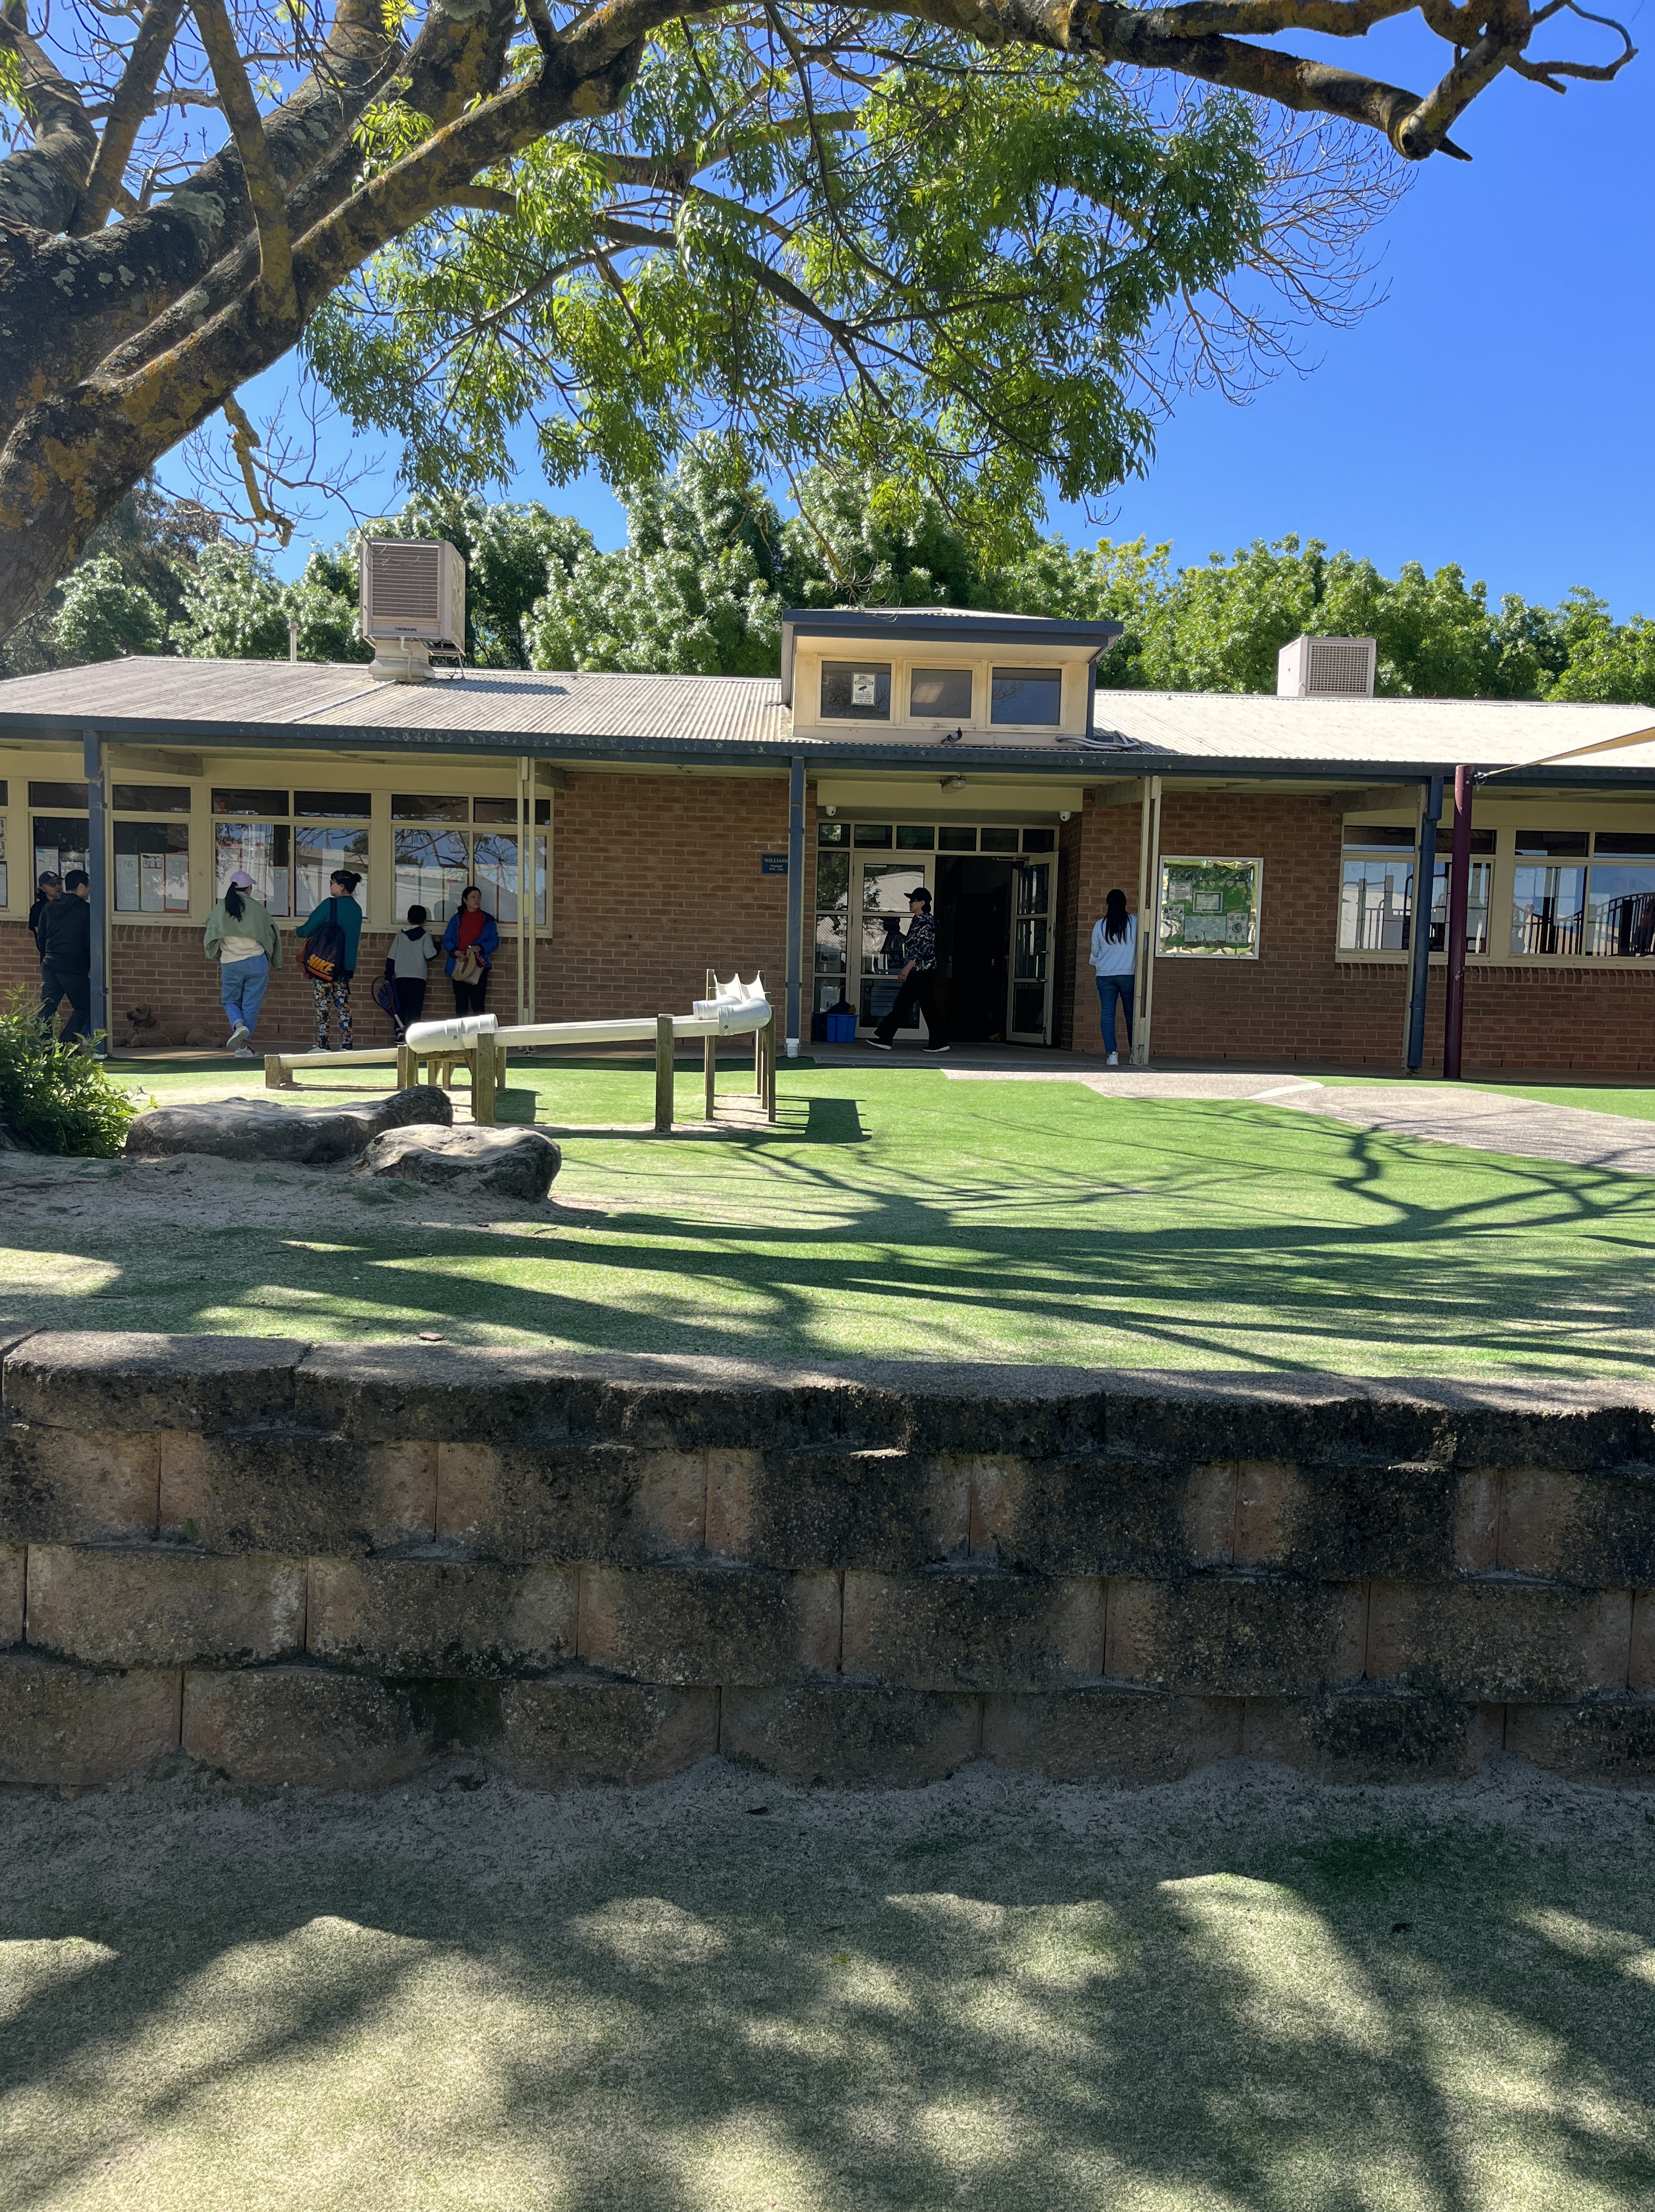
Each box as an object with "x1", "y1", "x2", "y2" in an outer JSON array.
[{"x1": 1, "y1": 657, "x2": 1653, "y2": 777}]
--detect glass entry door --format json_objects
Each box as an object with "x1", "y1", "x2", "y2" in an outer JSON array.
[
  {"x1": 859, "y1": 857, "x2": 931, "y2": 1032},
  {"x1": 1008, "y1": 857, "x2": 1054, "y2": 1042}
]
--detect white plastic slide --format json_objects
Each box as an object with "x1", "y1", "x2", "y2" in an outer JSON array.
[{"x1": 403, "y1": 1013, "x2": 501, "y2": 1051}]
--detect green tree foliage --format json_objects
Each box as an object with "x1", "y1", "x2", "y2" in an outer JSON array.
[
  {"x1": 0, "y1": 486, "x2": 218, "y2": 675},
  {"x1": 54, "y1": 556, "x2": 167, "y2": 664},
  {"x1": 366, "y1": 494, "x2": 593, "y2": 665}
]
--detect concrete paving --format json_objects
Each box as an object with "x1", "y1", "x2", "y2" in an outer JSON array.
[{"x1": 1269, "y1": 1082, "x2": 1655, "y2": 1176}]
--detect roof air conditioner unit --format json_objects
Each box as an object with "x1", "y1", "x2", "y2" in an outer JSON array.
[
  {"x1": 360, "y1": 537, "x2": 466, "y2": 682},
  {"x1": 1276, "y1": 635, "x2": 1376, "y2": 699}
]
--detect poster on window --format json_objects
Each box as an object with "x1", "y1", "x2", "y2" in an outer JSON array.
[{"x1": 1158, "y1": 856, "x2": 1263, "y2": 957}]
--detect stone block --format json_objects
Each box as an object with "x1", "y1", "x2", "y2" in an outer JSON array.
[
  {"x1": 1506, "y1": 1696, "x2": 1655, "y2": 1784},
  {"x1": 578, "y1": 1564, "x2": 840, "y2": 1685},
  {"x1": 159, "y1": 1432, "x2": 436, "y2": 1554},
  {"x1": 182, "y1": 1665, "x2": 432, "y2": 1789},
  {"x1": 357, "y1": 1125, "x2": 562, "y2": 1199},
  {"x1": 0, "y1": 1651, "x2": 180, "y2": 1785},
  {"x1": 1366, "y1": 1579, "x2": 1632, "y2": 1701},
  {"x1": 1241, "y1": 1690, "x2": 1502, "y2": 1783},
  {"x1": 1632, "y1": 1590, "x2": 1655, "y2": 1692},
  {"x1": 1105, "y1": 1573, "x2": 1367, "y2": 1696},
  {"x1": 707, "y1": 1448, "x2": 966, "y2": 1571},
  {"x1": 1454, "y1": 1471, "x2": 1502, "y2": 1572},
  {"x1": 983, "y1": 1686, "x2": 1241, "y2": 1783},
  {"x1": 2, "y1": 1332, "x2": 305, "y2": 1434},
  {"x1": 0, "y1": 1424, "x2": 159, "y2": 1543},
  {"x1": 841, "y1": 1569, "x2": 1102, "y2": 1692},
  {"x1": 294, "y1": 1343, "x2": 579, "y2": 1447},
  {"x1": 26, "y1": 1544, "x2": 304, "y2": 1668},
  {"x1": 1233, "y1": 1462, "x2": 1300, "y2": 1563},
  {"x1": 307, "y1": 1556, "x2": 577, "y2": 1675},
  {"x1": 893, "y1": 1371, "x2": 1106, "y2": 1459},
  {"x1": 1102, "y1": 1372, "x2": 1381, "y2": 1465},
  {"x1": 968, "y1": 1451, "x2": 1188, "y2": 1577},
  {"x1": 1489, "y1": 1465, "x2": 1655, "y2": 1589},
  {"x1": 0, "y1": 1543, "x2": 22, "y2": 1646},
  {"x1": 437, "y1": 1442, "x2": 706, "y2": 1564},
  {"x1": 1253, "y1": 1459, "x2": 1462, "y2": 1581},
  {"x1": 127, "y1": 1086, "x2": 451, "y2": 1165},
  {"x1": 497, "y1": 1676, "x2": 717, "y2": 1785},
  {"x1": 722, "y1": 1684, "x2": 981, "y2": 1784},
  {"x1": 1386, "y1": 1378, "x2": 1647, "y2": 1475}
]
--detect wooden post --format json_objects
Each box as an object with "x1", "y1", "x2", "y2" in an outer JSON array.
[
  {"x1": 397, "y1": 1045, "x2": 416, "y2": 1089},
  {"x1": 763, "y1": 1011, "x2": 777, "y2": 1122},
  {"x1": 704, "y1": 968, "x2": 717, "y2": 1121},
  {"x1": 654, "y1": 1015, "x2": 674, "y2": 1132},
  {"x1": 264, "y1": 1053, "x2": 283, "y2": 1089},
  {"x1": 473, "y1": 1031, "x2": 498, "y2": 1126}
]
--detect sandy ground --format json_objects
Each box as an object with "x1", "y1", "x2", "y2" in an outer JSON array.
[{"x1": 2, "y1": 1754, "x2": 1653, "y2": 2209}]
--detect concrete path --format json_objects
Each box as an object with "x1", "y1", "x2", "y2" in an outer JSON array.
[
  {"x1": 1268, "y1": 1083, "x2": 1655, "y2": 1177},
  {"x1": 945, "y1": 1067, "x2": 1323, "y2": 1101}
]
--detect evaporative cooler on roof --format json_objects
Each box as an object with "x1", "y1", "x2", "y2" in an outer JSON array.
[
  {"x1": 1275, "y1": 635, "x2": 1376, "y2": 699},
  {"x1": 360, "y1": 538, "x2": 466, "y2": 679}
]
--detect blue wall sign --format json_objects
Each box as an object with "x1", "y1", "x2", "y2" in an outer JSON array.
[{"x1": 761, "y1": 855, "x2": 788, "y2": 875}]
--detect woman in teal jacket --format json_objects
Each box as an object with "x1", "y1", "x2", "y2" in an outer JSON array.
[{"x1": 295, "y1": 869, "x2": 364, "y2": 1051}]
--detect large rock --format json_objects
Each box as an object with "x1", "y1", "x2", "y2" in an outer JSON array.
[
  {"x1": 357, "y1": 1125, "x2": 562, "y2": 1200},
  {"x1": 125, "y1": 1085, "x2": 452, "y2": 1165}
]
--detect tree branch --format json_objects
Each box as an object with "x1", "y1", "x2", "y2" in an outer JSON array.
[
  {"x1": 71, "y1": 0, "x2": 189, "y2": 235},
  {"x1": 191, "y1": 0, "x2": 295, "y2": 313},
  {"x1": 0, "y1": 2, "x2": 98, "y2": 232}
]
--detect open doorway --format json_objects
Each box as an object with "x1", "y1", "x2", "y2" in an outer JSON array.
[{"x1": 935, "y1": 856, "x2": 1012, "y2": 1042}]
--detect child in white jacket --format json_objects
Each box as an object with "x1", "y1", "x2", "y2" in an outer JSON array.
[{"x1": 1090, "y1": 888, "x2": 1138, "y2": 1066}]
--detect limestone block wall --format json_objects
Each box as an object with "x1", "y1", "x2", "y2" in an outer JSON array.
[{"x1": 3, "y1": 1332, "x2": 1655, "y2": 1791}]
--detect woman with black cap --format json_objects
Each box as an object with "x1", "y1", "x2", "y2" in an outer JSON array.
[{"x1": 872, "y1": 887, "x2": 949, "y2": 1053}]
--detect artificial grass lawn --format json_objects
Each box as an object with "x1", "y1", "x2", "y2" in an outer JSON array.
[
  {"x1": 3, "y1": 1762, "x2": 1654, "y2": 2211},
  {"x1": 3, "y1": 1057, "x2": 1653, "y2": 1378}
]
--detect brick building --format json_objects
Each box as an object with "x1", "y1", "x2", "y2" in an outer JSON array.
[{"x1": 2, "y1": 605, "x2": 1654, "y2": 1074}]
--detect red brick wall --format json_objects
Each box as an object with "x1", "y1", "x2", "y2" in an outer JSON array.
[{"x1": 1063, "y1": 788, "x2": 1655, "y2": 1074}]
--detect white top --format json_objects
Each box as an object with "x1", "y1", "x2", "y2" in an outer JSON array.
[
  {"x1": 389, "y1": 929, "x2": 439, "y2": 979},
  {"x1": 217, "y1": 934, "x2": 266, "y2": 964},
  {"x1": 1090, "y1": 914, "x2": 1137, "y2": 976}
]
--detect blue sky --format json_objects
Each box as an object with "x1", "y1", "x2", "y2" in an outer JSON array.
[{"x1": 248, "y1": 13, "x2": 1653, "y2": 614}]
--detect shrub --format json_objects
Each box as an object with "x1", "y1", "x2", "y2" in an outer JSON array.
[{"x1": 0, "y1": 990, "x2": 139, "y2": 1156}]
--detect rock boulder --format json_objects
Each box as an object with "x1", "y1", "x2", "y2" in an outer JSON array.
[
  {"x1": 357, "y1": 1125, "x2": 562, "y2": 1200},
  {"x1": 125, "y1": 1086, "x2": 452, "y2": 1165}
]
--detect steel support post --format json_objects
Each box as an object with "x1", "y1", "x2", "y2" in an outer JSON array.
[{"x1": 1405, "y1": 773, "x2": 1444, "y2": 1072}]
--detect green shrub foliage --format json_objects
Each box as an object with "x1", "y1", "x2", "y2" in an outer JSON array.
[{"x1": 0, "y1": 991, "x2": 138, "y2": 1156}]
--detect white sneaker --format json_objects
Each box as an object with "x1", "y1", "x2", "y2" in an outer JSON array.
[
  {"x1": 233, "y1": 1046, "x2": 255, "y2": 1059},
  {"x1": 226, "y1": 1023, "x2": 250, "y2": 1049},
  {"x1": 1106, "y1": 1052, "x2": 1119, "y2": 1066}
]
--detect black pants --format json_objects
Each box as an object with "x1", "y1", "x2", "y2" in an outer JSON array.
[
  {"x1": 876, "y1": 968, "x2": 942, "y2": 1046},
  {"x1": 40, "y1": 962, "x2": 92, "y2": 1044},
  {"x1": 392, "y1": 977, "x2": 426, "y2": 1031},
  {"x1": 452, "y1": 974, "x2": 489, "y2": 1017}
]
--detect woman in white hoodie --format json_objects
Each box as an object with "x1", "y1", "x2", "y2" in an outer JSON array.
[{"x1": 1090, "y1": 887, "x2": 1137, "y2": 1067}]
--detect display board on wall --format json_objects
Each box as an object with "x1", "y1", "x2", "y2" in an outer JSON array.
[{"x1": 1158, "y1": 857, "x2": 1263, "y2": 957}]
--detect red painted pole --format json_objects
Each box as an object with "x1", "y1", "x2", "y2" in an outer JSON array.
[{"x1": 1443, "y1": 763, "x2": 1473, "y2": 1080}]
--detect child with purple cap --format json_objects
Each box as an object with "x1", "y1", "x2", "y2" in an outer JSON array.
[{"x1": 204, "y1": 869, "x2": 281, "y2": 1055}]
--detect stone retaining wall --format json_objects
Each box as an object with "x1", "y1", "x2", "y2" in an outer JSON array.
[{"x1": 3, "y1": 1333, "x2": 1654, "y2": 1790}]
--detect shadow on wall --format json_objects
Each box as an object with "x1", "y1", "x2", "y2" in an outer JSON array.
[{"x1": 1, "y1": 1792, "x2": 1653, "y2": 2205}]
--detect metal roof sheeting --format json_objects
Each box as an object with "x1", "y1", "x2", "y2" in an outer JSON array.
[{"x1": 1, "y1": 657, "x2": 1654, "y2": 778}]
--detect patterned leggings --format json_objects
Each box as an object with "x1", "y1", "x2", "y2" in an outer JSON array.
[{"x1": 311, "y1": 976, "x2": 353, "y2": 1049}]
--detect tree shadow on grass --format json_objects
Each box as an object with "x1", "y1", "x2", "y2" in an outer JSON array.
[{"x1": 2, "y1": 1794, "x2": 1654, "y2": 2209}]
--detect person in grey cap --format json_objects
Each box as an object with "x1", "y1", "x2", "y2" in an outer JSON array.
[{"x1": 204, "y1": 869, "x2": 280, "y2": 1055}]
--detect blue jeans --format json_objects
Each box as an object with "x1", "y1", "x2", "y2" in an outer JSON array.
[
  {"x1": 1096, "y1": 973, "x2": 1134, "y2": 1055},
  {"x1": 40, "y1": 962, "x2": 92, "y2": 1044},
  {"x1": 220, "y1": 954, "x2": 270, "y2": 1037}
]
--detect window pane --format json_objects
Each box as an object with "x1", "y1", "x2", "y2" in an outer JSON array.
[
  {"x1": 1017, "y1": 863, "x2": 1050, "y2": 916},
  {"x1": 1339, "y1": 857, "x2": 1412, "y2": 952},
  {"x1": 472, "y1": 798, "x2": 519, "y2": 824},
  {"x1": 818, "y1": 820, "x2": 847, "y2": 845},
  {"x1": 938, "y1": 826, "x2": 976, "y2": 852},
  {"x1": 814, "y1": 914, "x2": 847, "y2": 974},
  {"x1": 1428, "y1": 858, "x2": 1491, "y2": 955},
  {"x1": 853, "y1": 823, "x2": 892, "y2": 848},
  {"x1": 990, "y1": 667, "x2": 1062, "y2": 726},
  {"x1": 909, "y1": 668, "x2": 972, "y2": 717},
  {"x1": 0, "y1": 782, "x2": 8, "y2": 805},
  {"x1": 112, "y1": 784, "x2": 190, "y2": 815},
  {"x1": 295, "y1": 826, "x2": 368, "y2": 914},
  {"x1": 980, "y1": 827, "x2": 1019, "y2": 853},
  {"x1": 294, "y1": 790, "x2": 371, "y2": 820},
  {"x1": 215, "y1": 822, "x2": 291, "y2": 914},
  {"x1": 1014, "y1": 916, "x2": 1049, "y2": 980},
  {"x1": 821, "y1": 662, "x2": 892, "y2": 720},
  {"x1": 473, "y1": 832, "x2": 521, "y2": 924},
  {"x1": 212, "y1": 787, "x2": 287, "y2": 816},
  {"x1": 815, "y1": 852, "x2": 850, "y2": 910},
  {"x1": 862, "y1": 915, "x2": 909, "y2": 972},
  {"x1": 394, "y1": 827, "x2": 467, "y2": 926},
  {"x1": 1023, "y1": 828, "x2": 1056, "y2": 853},
  {"x1": 1511, "y1": 864, "x2": 1585, "y2": 955},
  {"x1": 1588, "y1": 864, "x2": 1655, "y2": 957},
  {"x1": 861, "y1": 861, "x2": 927, "y2": 914},
  {"x1": 895, "y1": 825, "x2": 935, "y2": 850},
  {"x1": 1515, "y1": 829, "x2": 1588, "y2": 857},
  {"x1": 1594, "y1": 831, "x2": 1655, "y2": 857},
  {"x1": 1012, "y1": 985, "x2": 1048, "y2": 1034},
  {"x1": 112, "y1": 821, "x2": 189, "y2": 913},
  {"x1": 29, "y1": 782, "x2": 88, "y2": 809},
  {"x1": 535, "y1": 800, "x2": 551, "y2": 826},
  {"x1": 33, "y1": 816, "x2": 87, "y2": 884},
  {"x1": 391, "y1": 793, "x2": 468, "y2": 822},
  {"x1": 1343, "y1": 825, "x2": 1416, "y2": 850}
]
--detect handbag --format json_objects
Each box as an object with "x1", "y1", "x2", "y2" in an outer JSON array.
[
  {"x1": 452, "y1": 946, "x2": 484, "y2": 987},
  {"x1": 302, "y1": 897, "x2": 348, "y2": 984}
]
